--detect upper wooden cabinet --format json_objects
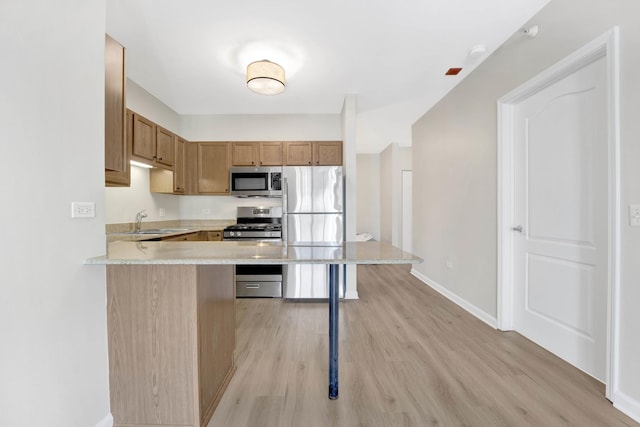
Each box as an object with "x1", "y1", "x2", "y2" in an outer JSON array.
[
  {"x1": 105, "y1": 35, "x2": 129, "y2": 186},
  {"x1": 197, "y1": 142, "x2": 231, "y2": 194},
  {"x1": 314, "y1": 141, "x2": 343, "y2": 166},
  {"x1": 283, "y1": 141, "x2": 313, "y2": 165},
  {"x1": 284, "y1": 141, "x2": 342, "y2": 166},
  {"x1": 156, "y1": 126, "x2": 175, "y2": 167},
  {"x1": 131, "y1": 112, "x2": 175, "y2": 170},
  {"x1": 260, "y1": 142, "x2": 284, "y2": 166},
  {"x1": 231, "y1": 141, "x2": 283, "y2": 166},
  {"x1": 173, "y1": 137, "x2": 186, "y2": 193},
  {"x1": 231, "y1": 142, "x2": 258, "y2": 166},
  {"x1": 150, "y1": 134, "x2": 187, "y2": 194}
]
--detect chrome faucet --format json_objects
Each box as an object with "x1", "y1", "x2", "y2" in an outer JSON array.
[{"x1": 134, "y1": 209, "x2": 148, "y2": 233}]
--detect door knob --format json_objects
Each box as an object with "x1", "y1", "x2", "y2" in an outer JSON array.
[{"x1": 511, "y1": 225, "x2": 524, "y2": 233}]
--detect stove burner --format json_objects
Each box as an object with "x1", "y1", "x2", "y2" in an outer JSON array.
[
  {"x1": 225, "y1": 223, "x2": 281, "y2": 231},
  {"x1": 223, "y1": 220, "x2": 282, "y2": 240}
]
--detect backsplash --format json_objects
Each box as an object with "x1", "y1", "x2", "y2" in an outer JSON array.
[{"x1": 105, "y1": 164, "x2": 282, "y2": 224}]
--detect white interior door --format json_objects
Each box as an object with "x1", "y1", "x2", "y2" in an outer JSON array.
[{"x1": 512, "y1": 56, "x2": 607, "y2": 380}]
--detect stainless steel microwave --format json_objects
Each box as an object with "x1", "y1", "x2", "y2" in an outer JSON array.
[{"x1": 229, "y1": 166, "x2": 282, "y2": 197}]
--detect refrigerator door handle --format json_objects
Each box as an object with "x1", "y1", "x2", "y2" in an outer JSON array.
[{"x1": 282, "y1": 177, "x2": 288, "y2": 245}]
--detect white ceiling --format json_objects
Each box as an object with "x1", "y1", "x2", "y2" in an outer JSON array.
[{"x1": 106, "y1": 0, "x2": 549, "y2": 116}]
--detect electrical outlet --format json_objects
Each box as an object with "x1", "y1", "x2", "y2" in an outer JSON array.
[
  {"x1": 202, "y1": 208, "x2": 211, "y2": 215},
  {"x1": 630, "y1": 204, "x2": 640, "y2": 227},
  {"x1": 159, "y1": 208, "x2": 166, "y2": 217},
  {"x1": 71, "y1": 202, "x2": 95, "y2": 218},
  {"x1": 446, "y1": 260, "x2": 453, "y2": 269}
]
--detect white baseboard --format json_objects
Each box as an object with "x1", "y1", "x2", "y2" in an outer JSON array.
[
  {"x1": 344, "y1": 290, "x2": 359, "y2": 300},
  {"x1": 95, "y1": 413, "x2": 113, "y2": 427},
  {"x1": 410, "y1": 268, "x2": 498, "y2": 329},
  {"x1": 614, "y1": 390, "x2": 640, "y2": 424}
]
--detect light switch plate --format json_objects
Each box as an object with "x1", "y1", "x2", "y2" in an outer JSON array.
[
  {"x1": 629, "y1": 204, "x2": 640, "y2": 227},
  {"x1": 71, "y1": 202, "x2": 95, "y2": 218}
]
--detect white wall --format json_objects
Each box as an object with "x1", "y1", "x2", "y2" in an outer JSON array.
[
  {"x1": 0, "y1": 1, "x2": 110, "y2": 426},
  {"x1": 356, "y1": 154, "x2": 381, "y2": 240},
  {"x1": 180, "y1": 114, "x2": 341, "y2": 141},
  {"x1": 379, "y1": 144, "x2": 411, "y2": 246},
  {"x1": 178, "y1": 195, "x2": 281, "y2": 220},
  {"x1": 105, "y1": 165, "x2": 180, "y2": 224},
  {"x1": 342, "y1": 95, "x2": 359, "y2": 299},
  {"x1": 412, "y1": 0, "x2": 640, "y2": 419},
  {"x1": 127, "y1": 79, "x2": 181, "y2": 134}
]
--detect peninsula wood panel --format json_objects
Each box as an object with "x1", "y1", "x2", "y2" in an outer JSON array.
[
  {"x1": 107, "y1": 265, "x2": 197, "y2": 426},
  {"x1": 197, "y1": 265, "x2": 235, "y2": 423},
  {"x1": 106, "y1": 264, "x2": 236, "y2": 427}
]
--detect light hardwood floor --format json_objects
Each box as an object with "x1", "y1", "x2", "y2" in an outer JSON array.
[{"x1": 208, "y1": 264, "x2": 638, "y2": 426}]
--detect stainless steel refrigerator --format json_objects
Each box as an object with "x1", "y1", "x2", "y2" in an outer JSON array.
[{"x1": 282, "y1": 166, "x2": 344, "y2": 299}]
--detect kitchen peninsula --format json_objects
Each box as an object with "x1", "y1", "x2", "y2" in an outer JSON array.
[{"x1": 86, "y1": 241, "x2": 422, "y2": 427}]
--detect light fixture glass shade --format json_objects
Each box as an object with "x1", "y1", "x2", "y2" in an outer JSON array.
[{"x1": 247, "y1": 60, "x2": 285, "y2": 95}]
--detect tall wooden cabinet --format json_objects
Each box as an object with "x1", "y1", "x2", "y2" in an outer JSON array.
[
  {"x1": 106, "y1": 264, "x2": 235, "y2": 427},
  {"x1": 105, "y1": 35, "x2": 130, "y2": 186}
]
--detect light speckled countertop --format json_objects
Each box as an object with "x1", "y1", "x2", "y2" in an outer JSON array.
[
  {"x1": 85, "y1": 241, "x2": 423, "y2": 266},
  {"x1": 105, "y1": 220, "x2": 235, "y2": 242}
]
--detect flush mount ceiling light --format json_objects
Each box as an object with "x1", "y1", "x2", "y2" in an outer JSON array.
[{"x1": 246, "y1": 60, "x2": 285, "y2": 95}]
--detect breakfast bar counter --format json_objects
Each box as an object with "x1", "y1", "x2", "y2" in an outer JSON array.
[
  {"x1": 87, "y1": 240, "x2": 421, "y2": 265},
  {"x1": 87, "y1": 241, "x2": 421, "y2": 427}
]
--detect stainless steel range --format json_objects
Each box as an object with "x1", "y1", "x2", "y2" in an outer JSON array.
[{"x1": 223, "y1": 206, "x2": 283, "y2": 298}]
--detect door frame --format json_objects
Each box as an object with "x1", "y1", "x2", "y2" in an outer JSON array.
[{"x1": 496, "y1": 27, "x2": 620, "y2": 399}]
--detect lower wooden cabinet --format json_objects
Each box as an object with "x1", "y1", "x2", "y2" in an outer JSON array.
[
  {"x1": 199, "y1": 230, "x2": 223, "y2": 241},
  {"x1": 106, "y1": 264, "x2": 235, "y2": 427},
  {"x1": 161, "y1": 232, "x2": 200, "y2": 241}
]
